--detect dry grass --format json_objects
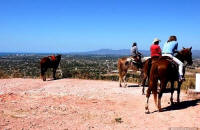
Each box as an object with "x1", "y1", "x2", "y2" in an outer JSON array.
[{"x1": 0, "y1": 69, "x2": 9, "y2": 79}]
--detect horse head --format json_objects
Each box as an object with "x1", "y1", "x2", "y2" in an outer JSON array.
[
  {"x1": 56, "y1": 54, "x2": 62, "y2": 61},
  {"x1": 177, "y1": 47, "x2": 193, "y2": 66}
]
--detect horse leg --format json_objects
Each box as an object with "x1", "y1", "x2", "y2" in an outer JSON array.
[
  {"x1": 142, "y1": 73, "x2": 147, "y2": 95},
  {"x1": 170, "y1": 81, "x2": 175, "y2": 105},
  {"x1": 53, "y1": 68, "x2": 56, "y2": 80},
  {"x1": 41, "y1": 67, "x2": 44, "y2": 80},
  {"x1": 153, "y1": 90, "x2": 158, "y2": 109},
  {"x1": 158, "y1": 81, "x2": 167, "y2": 112},
  {"x1": 41, "y1": 67, "x2": 47, "y2": 81},
  {"x1": 142, "y1": 59, "x2": 151, "y2": 95},
  {"x1": 123, "y1": 72, "x2": 127, "y2": 87},
  {"x1": 120, "y1": 71, "x2": 127, "y2": 87},
  {"x1": 119, "y1": 72, "x2": 123, "y2": 87},
  {"x1": 119, "y1": 77, "x2": 122, "y2": 87},
  {"x1": 177, "y1": 82, "x2": 182, "y2": 103},
  {"x1": 145, "y1": 86, "x2": 151, "y2": 114}
]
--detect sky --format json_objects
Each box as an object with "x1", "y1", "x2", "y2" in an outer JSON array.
[{"x1": 0, "y1": 0, "x2": 200, "y2": 53}]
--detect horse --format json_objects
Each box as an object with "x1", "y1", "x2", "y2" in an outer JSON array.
[
  {"x1": 141, "y1": 56, "x2": 160, "y2": 95},
  {"x1": 145, "y1": 47, "x2": 193, "y2": 113},
  {"x1": 40, "y1": 54, "x2": 61, "y2": 81},
  {"x1": 118, "y1": 55, "x2": 143, "y2": 87}
]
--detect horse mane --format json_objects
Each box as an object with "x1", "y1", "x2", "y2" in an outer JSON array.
[{"x1": 175, "y1": 47, "x2": 192, "y2": 64}]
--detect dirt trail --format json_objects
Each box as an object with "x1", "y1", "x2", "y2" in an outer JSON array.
[{"x1": 0, "y1": 78, "x2": 199, "y2": 130}]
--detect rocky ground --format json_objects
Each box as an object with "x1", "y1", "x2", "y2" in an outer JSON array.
[{"x1": 0, "y1": 78, "x2": 200, "y2": 130}]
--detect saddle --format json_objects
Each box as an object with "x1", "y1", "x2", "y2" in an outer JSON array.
[
  {"x1": 160, "y1": 56, "x2": 178, "y2": 69},
  {"x1": 48, "y1": 56, "x2": 56, "y2": 61}
]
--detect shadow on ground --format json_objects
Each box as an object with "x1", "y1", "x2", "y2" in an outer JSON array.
[
  {"x1": 162, "y1": 99, "x2": 200, "y2": 112},
  {"x1": 47, "y1": 78, "x2": 63, "y2": 81},
  {"x1": 127, "y1": 84, "x2": 141, "y2": 87}
]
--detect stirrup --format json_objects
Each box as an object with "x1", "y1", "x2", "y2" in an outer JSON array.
[{"x1": 179, "y1": 76, "x2": 185, "y2": 82}]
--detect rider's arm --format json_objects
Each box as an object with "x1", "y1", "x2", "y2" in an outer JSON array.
[
  {"x1": 173, "y1": 42, "x2": 178, "y2": 53},
  {"x1": 135, "y1": 46, "x2": 138, "y2": 54},
  {"x1": 158, "y1": 46, "x2": 162, "y2": 56}
]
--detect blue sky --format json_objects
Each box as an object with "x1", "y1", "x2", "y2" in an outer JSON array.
[{"x1": 0, "y1": 0, "x2": 200, "y2": 53}]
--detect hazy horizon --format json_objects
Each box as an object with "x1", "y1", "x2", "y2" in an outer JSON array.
[
  {"x1": 0, "y1": 0, "x2": 200, "y2": 52},
  {"x1": 1, "y1": 48, "x2": 200, "y2": 54}
]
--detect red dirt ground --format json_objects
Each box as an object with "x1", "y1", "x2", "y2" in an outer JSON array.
[{"x1": 0, "y1": 78, "x2": 199, "y2": 130}]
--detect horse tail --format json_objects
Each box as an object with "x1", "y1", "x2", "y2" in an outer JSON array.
[{"x1": 149, "y1": 62, "x2": 159, "y2": 90}]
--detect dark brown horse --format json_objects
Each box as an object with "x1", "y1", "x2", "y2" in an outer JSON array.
[
  {"x1": 118, "y1": 56, "x2": 143, "y2": 87},
  {"x1": 40, "y1": 54, "x2": 61, "y2": 81},
  {"x1": 145, "y1": 47, "x2": 193, "y2": 113}
]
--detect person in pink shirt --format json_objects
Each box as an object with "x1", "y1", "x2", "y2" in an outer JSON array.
[{"x1": 141, "y1": 38, "x2": 161, "y2": 94}]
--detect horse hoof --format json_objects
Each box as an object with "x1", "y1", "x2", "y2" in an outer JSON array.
[
  {"x1": 158, "y1": 109, "x2": 163, "y2": 112},
  {"x1": 145, "y1": 110, "x2": 150, "y2": 114},
  {"x1": 145, "y1": 105, "x2": 148, "y2": 110}
]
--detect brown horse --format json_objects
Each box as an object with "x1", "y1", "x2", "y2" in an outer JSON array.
[
  {"x1": 118, "y1": 56, "x2": 143, "y2": 87},
  {"x1": 141, "y1": 56, "x2": 160, "y2": 95},
  {"x1": 145, "y1": 47, "x2": 193, "y2": 113},
  {"x1": 40, "y1": 54, "x2": 61, "y2": 81}
]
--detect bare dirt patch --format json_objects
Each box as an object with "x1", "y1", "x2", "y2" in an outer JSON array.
[{"x1": 0, "y1": 78, "x2": 200, "y2": 130}]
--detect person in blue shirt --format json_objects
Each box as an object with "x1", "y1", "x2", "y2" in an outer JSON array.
[{"x1": 162, "y1": 35, "x2": 184, "y2": 81}]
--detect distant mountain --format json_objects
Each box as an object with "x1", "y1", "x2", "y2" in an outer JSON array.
[
  {"x1": 69, "y1": 49, "x2": 200, "y2": 58},
  {"x1": 192, "y1": 50, "x2": 200, "y2": 58}
]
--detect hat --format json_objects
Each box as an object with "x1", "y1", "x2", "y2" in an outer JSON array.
[{"x1": 152, "y1": 38, "x2": 161, "y2": 43}]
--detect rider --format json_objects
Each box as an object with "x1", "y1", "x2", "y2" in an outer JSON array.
[
  {"x1": 162, "y1": 35, "x2": 184, "y2": 81},
  {"x1": 150, "y1": 38, "x2": 162, "y2": 58},
  {"x1": 147, "y1": 38, "x2": 162, "y2": 76},
  {"x1": 131, "y1": 42, "x2": 142, "y2": 58},
  {"x1": 130, "y1": 42, "x2": 142, "y2": 68}
]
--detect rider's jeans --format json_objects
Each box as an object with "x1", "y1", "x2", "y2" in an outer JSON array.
[{"x1": 162, "y1": 54, "x2": 183, "y2": 76}]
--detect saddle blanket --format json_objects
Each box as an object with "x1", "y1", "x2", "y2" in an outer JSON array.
[{"x1": 49, "y1": 56, "x2": 56, "y2": 61}]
